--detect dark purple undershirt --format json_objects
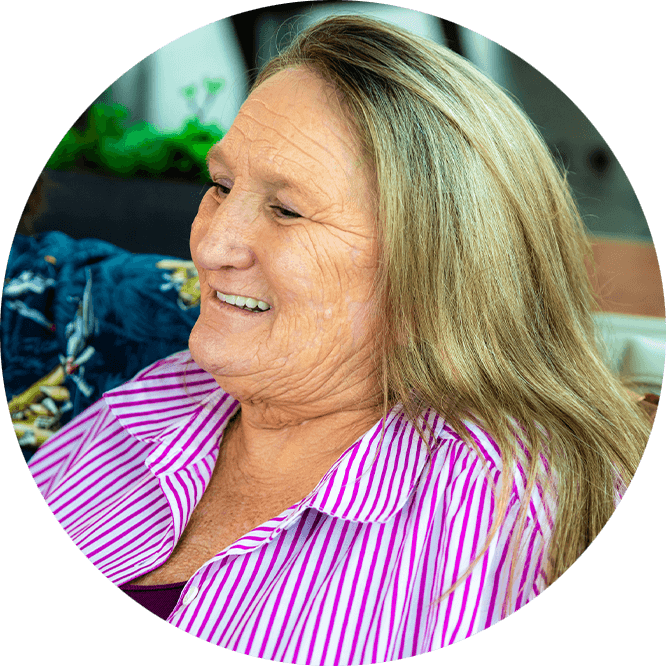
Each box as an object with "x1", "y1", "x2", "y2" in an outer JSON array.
[{"x1": 120, "y1": 581, "x2": 187, "y2": 620}]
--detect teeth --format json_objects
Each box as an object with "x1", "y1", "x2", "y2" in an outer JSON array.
[{"x1": 216, "y1": 291, "x2": 270, "y2": 312}]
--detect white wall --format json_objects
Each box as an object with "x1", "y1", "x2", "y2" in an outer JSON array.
[{"x1": 107, "y1": 18, "x2": 247, "y2": 133}]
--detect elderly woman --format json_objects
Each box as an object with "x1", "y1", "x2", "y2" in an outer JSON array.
[{"x1": 27, "y1": 15, "x2": 652, "y2": 664}]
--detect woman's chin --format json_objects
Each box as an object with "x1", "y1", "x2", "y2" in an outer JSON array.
[
  {"x1": 188, "y1": 322, "x2": 263, "y2": 395},
  {"x1": 188, "y1": 324, "x2": 237, "y2": 378}
]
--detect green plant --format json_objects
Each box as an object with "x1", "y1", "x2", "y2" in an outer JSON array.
[{"x1": 46, "y1": 79, "x2": 226, "y2": 183}]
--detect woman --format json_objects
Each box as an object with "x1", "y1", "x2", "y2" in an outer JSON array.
[{"x1": 27, "y1": 15, "x2": 653, "y2": 664}]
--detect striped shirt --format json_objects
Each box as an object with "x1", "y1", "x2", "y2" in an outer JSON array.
[{"x1": 28, "y1": 350, "x2": 550, "y2": 664}]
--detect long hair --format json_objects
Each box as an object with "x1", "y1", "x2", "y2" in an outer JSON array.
[{"x1": 253, "y1": 14, "x2": 653, "y2": 607}]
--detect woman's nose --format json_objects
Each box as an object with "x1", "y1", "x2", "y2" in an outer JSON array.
[
  {"x1": 191, "y1": 194, "x2": 258, "y2": 271},
  {"x1": 195, "y1": 234, "x2": 255, "y2": 271}
]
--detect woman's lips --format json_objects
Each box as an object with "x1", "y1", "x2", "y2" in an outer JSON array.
[
  {"x1": 210, "y1": 291, "x2": 273, "y2": 317},
  {"x1": 216, "y1": 291, "x2": 271, "y2": 312}
]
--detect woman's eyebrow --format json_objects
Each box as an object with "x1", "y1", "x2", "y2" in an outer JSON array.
[
  {"x1": 206, "y1": 143, "x2": 322, "y2": 197},
  {"x1": 205, "y1": 143, "x2": 226, "y2": 171}
]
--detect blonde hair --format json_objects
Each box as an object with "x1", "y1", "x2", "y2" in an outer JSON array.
[{"x1": 254, "y1": 15, "x2": 653, "y2": 609}]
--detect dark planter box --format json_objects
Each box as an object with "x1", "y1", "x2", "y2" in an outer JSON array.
[{"x1": 26, "y1": 169, "x2": 206, "y2": 259}]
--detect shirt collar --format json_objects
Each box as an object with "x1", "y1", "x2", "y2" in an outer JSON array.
[
  {"x1": 296, "y1": 406, "x2": 445, "y2": 523},
  {"x1": 102, "y1": 351, "x2": 446, "y2": 523},
  {"x1": 103, "y1": 351, "x2": 238, "y2": 475}
]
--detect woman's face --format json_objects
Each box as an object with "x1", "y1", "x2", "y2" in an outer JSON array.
[{"x1": 189, "y1": 68, "x2": 379, "y2": 412}]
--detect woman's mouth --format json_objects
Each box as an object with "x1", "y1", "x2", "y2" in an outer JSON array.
[{"x1": 216, "y1": 291, "x2": 271, "y2": 313}]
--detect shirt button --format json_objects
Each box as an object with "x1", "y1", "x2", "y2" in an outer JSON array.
[{"x1": 182, "y1": 585, "x2": 200, "y2": 606}]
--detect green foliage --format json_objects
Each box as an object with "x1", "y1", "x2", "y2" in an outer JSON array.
[{"x1": 46, "y1": 97, "x2": 225, "y2": 183}]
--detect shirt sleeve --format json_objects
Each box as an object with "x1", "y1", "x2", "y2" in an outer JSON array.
[
  {"x1": 26, "y1": 354, "x2": 178, "y2": 497},
  {"x1": 27, "y1": 397, "x2": 120, "y2": 498}
]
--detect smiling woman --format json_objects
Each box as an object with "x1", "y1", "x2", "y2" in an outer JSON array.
[
  {"x1": 189, "y1": 68, "x2": 379, "y2": 423},
  {"x1": 24, "y1": 14, "x2": 655, "y2": 665}
]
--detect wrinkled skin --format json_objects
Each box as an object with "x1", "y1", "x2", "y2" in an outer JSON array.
[{"x1": 189, "y1": 68, "x2": 381, "y2": 430}]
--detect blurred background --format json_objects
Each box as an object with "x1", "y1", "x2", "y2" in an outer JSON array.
[
  {"x1": 3, "y1": 2, "x2": 666, "y2": 420},
  {"x1": 18, "y1": 2, "x2": 663, "y2": 317}
]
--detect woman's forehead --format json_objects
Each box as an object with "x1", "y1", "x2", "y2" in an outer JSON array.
[
  {"x1": 232, "y1": 70, "x2": 355, "y2": 153},
  {"x1": 211, "y1": 69, "x2": 362, "y2": 184}
]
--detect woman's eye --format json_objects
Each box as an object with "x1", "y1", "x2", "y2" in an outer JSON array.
[
  {"x1": 271, "y1": 206, "x2": 300, "y2": 219},
  {"x1": 208, "y1": 180, "x2": 300, "y2": 219},
  {"x1": 208, "y1": 180, "x2": 231, "y2": 197}
]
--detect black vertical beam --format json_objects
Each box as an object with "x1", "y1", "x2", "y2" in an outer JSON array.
[
  {"x1": 229, "y1": 8, "x2": 264, "y2": 85},
  {"x1": 229, "y1": 4, "x2": 309, "y2": 88},
  {"x1": 440, "y1": 19, "x2": 464, "y2": 56}
]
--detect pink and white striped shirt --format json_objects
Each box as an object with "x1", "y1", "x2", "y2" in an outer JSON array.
[{"x1": 28, "y1": 350, "x2": 549, "y2": 664}]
